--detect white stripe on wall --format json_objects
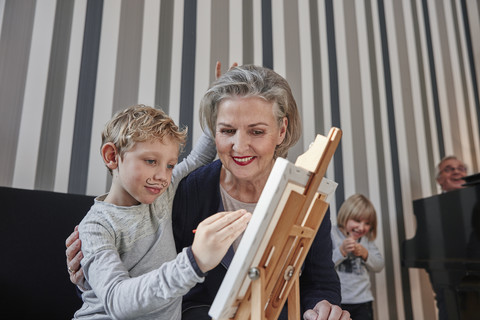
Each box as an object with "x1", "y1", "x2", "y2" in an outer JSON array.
[
  {"x1": 138, "y1": 0, "x2": 160, "y2": 107},
  {"x1": 13, "y1": 0, "x2": 56, "y2": 189},
  {"x1": 334, "y1": 0, "x2": 355, "y2": 197},
  {"x1": 229, "y1": 0, "x2": 242, "y2": 65},
  {"x1": 168, "y1": 0, "x2": 185, "y2": 126}
]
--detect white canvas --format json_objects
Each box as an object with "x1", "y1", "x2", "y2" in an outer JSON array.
[{"x1": 209, "y1": 157, "x2": 337, "y2": 320}]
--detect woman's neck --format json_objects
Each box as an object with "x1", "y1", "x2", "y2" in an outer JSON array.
[{"x1": 220, "y1": 164, "x2": 273, "y2": 203}]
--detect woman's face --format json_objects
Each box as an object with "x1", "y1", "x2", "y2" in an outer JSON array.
[{"x1": 215, "y1": 96, "x2": 287, "y2": 183}]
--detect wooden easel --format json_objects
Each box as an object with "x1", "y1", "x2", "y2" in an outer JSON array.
[{"x1": 231, "y1": 127, "x2": 342, "y2": 320}]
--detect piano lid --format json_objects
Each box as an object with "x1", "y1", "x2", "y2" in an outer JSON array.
[{"x1": 403, "y1": 184, "x2": 480, "y2": 270}]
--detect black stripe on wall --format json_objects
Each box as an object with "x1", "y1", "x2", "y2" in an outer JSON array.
[
  {"x1": 35, "y1": 0, "x2": 75, "y2": 191},
  {"x1": 68, "y1": 0, "x2": 103, "y2": 195},
  {"x1": 325, "y1": 0, "x2": 344, "y2": 207},
  {"x1": 261, "y1": 0, "x2": 273, "y2": 69},
  {"x1": 421, "y1": 0, "x2": 445, "y2": 158},
  {"x1": 179, "y1": 0, "x2": 197, "y2": 156},
  {"x1": 155, "y1": 0, "x2": 174, "y2": 112},
  {"x1": 377, "y1": 0, "x2": 413, "y2": 318}
]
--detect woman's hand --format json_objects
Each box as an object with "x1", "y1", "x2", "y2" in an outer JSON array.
[
  {"x1": 191, "y1": 209, "x2": 251, "y2": 273},
  {"x1": 65, "y1": 226, "x2": 86, "y2": 288},
  {"x1": 303, "y1": 300, "x2": 351, "y2": 320}
]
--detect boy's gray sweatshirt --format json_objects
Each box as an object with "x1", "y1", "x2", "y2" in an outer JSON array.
[{"x1": 74, "y1": 133, "x2": 216, "y2": 319}]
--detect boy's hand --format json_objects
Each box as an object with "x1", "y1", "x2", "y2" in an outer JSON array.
[{"x1": 192, "y1": 209, "x2": 252, "y2": 273}]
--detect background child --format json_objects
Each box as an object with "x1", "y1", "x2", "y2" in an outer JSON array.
[
  {"x1": 331, "y1": 194, "x2": 384, "y2": 320},
  {"x1": 74, "y1": 105, "x2": 251, "y2": 319}
]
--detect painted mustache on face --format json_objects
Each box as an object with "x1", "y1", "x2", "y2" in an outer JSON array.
[{"x1": 146, "y1": 178, "x2": 168, "y2": 188}]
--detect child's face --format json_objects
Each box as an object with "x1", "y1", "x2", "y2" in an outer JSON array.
[
  {"x1": 345, "y1": 217, "x2": 371, "y2": 240},
  {"x1": 110, "y1": 137, "x2": 179, "y2": 206}
]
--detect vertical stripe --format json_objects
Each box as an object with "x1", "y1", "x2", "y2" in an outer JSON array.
[
  {"x1": 334, "y1": 0, "x2": 355, "y2": 197},
  {"x1": 35, "y1": 0, "x2": 75, "y2": 191},
  {"x1": 194, "y1": 0, "x2": 211, "y2": 142},
  {"x1": 242, "y1": 0, "x2": 254, "y2": 64},
  {"x1": 138, "y1": 0, "x2": 160, "y2": 107},
  {"x1": 433, "y1": 0, "x2": 460, "y2": 155},
  {"x1": 461, "y1": 0, "x2": 480, "y2": 163},
  {"x1": 365, "y1": 1, "x2": 398, "y2": 317},
  {"x1": 0, "y1": 1, "x2": 35, "y2": 186},
  {"x1": 179, "y1": 0, "x2": 197, "y2": 155},
  {"x1": 112, "y1": 0, "x2": 143, "y2": 112},
  {"x1": 422, "y1": 0, "x2": 445, "y2": 158},
  {"x1": 261, "y1": 0, "x2": 273, "y2": 68},
  {"x1": 447, "y1": 0, "x2": 473, "y2": 165},
  {"x1": 0, "y1": 0, "x2": 5, "y2": 33},
  {"x1": 167, "y1": 0, "x2": 185, "y2": 125},
  {"x1": 252, "y1": 0, "x2": 263, "y2": 65},
  {"x1": 345, "y1": 2, "x2": 369, "y2": 196},
  {"x1": 211, "y1": 0, "x2": 228, "y2": 83},
  {"x1": 377, "y1": 0, "x2": 412, "y2": 319},
  {"x1": 229, "y1": 0, "x2": 242, "y2": 65},
  {"x1": 68, "y1": 0, "x2": 103, "y2": 194},
  {"x1": 283, "y1": 0, "x2": 303, "y2": 161},
  {"x1": 55, "y1": 0, "x2": 88, "y2": 193},
  {"x1": 411, "y1": 0, "x2": 437, "y2": 194},
  {"x1": 299, "y1": 0, "x2": 315, "y2": 149},
  {"x1": 325, "y1": 0, "x2": 344, "y2": 207},
  {"x1": 86, "y1": 0, "x2": 121, "y2": 196},
  {"x1": 155, "y1": 0, "x2": 174, "y2": 112},
  {"x1": 13, "y1": 0, "x2": 56, "y2": 189},
  {"x1": 309, "y1": 0, "x2": 324, "y2": 136}
]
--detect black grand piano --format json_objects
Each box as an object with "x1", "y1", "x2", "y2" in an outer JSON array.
[{"x1": 403, "y1": 180, "x2": 480, "y2": 319}]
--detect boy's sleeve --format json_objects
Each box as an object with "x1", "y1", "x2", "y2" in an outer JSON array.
[
  {"x1": 171, "y1": 130, "x2": 216, "y2": 187},
  {"x1": 80, "y1": 219, "x2": 204, "y2": 319}
]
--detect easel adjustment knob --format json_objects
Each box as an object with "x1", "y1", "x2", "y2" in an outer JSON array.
[
  {"x1": 284, "y1": 265, "x2": 294, "y2": 281},
  {"x1": 248, "y1": 267, "x2": 260, "y2": 280}
]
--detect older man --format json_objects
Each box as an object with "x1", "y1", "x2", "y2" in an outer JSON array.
[
  {"x1": 436, "y1": 156, "x2": 467, "y2": 192},
  {"x1": 431, "y1": 155, "x2": 468, "y2": 320}
]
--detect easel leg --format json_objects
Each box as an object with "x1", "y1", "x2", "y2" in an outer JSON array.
[
  {"x1": 288, "y1": 278, "x2": 300, "y2": 319},
  {"x1": 251, "y1": 267, "x2": 266, "y2": 320}
]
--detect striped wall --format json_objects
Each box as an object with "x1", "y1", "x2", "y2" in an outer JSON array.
[{"x1": 1, "y1": 0, "x2": 479, "y2": 319}]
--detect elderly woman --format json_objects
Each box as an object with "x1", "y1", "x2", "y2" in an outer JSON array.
[
  {"x1": 66, "y1": 65, "x2": 350, "y2": 320},
  {"x1": 172, "y1": 65, "x2": 347, "y2": 320}
]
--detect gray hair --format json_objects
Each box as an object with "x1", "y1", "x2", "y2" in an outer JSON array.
[
  {"x1": 199, "y1": 64, "x2": 301, "y2": 158},
  {"x1": 436, "y1": 155, "x2": 466, "y2": 179}
]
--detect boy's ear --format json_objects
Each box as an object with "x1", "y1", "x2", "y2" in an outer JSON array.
[{"x1": 101, "y1": 143, "x2": 119, "y2": 170}]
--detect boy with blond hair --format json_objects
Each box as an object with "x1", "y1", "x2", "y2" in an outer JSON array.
[{"x1": 74, "y1": 105, "x2": 251, "y2": 319}]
